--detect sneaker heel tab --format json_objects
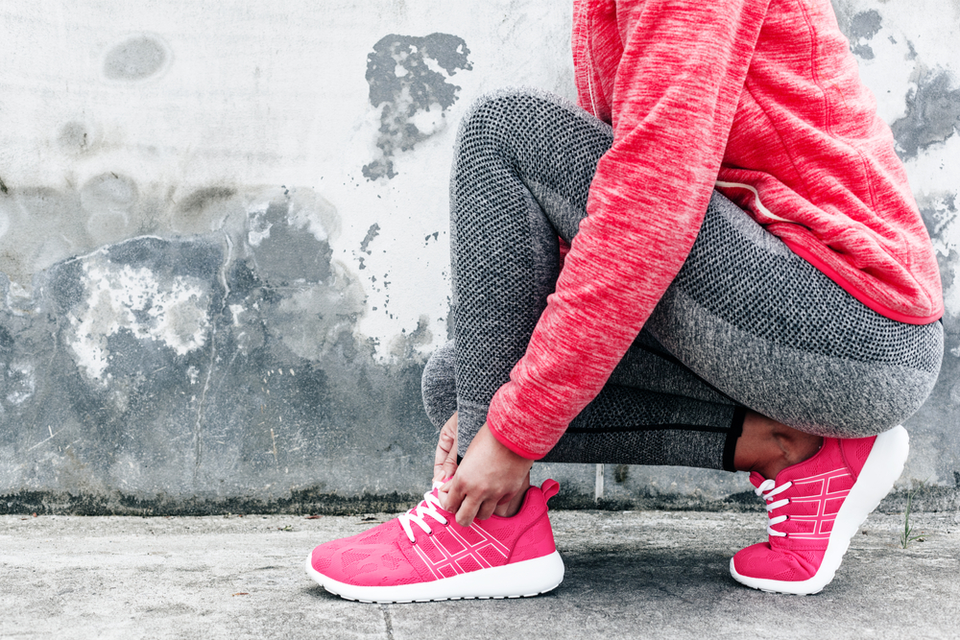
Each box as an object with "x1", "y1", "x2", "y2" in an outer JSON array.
[{"x1": 541, "y1": 479, "x2": 560, "y2": 502}]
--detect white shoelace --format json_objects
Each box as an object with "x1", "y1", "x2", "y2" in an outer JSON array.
[
  {"x1": 396, "y1": 484, "x2": 449, "y2": 544},
  {"x1": 754, "y1": 478, "x2": 793, "y2": 537}
]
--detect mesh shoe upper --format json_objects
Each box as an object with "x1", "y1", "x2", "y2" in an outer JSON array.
[{"x1": 310, "y1": 479, "x2": 560, "y2": 589}]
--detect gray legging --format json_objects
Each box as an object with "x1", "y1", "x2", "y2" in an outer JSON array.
[{"x1": 421, "y1": 88, "x2": 943, "y2": 471}]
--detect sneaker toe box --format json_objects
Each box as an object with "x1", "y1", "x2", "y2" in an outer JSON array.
[
  {"x1": 311, "y1": 540, "x2": 426, "y2": 587},
  {"x1": 732, "y1": 542, "x2": 823, "y2": 583}
]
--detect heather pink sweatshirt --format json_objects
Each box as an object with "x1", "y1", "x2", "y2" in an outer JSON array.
[{"x1": 486, "y1": 0, "x2": 943, "y2": 459}]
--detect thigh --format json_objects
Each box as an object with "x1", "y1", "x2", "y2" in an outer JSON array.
[{"x1": 644, "y1": 192, "x2": 944, "y2": 437}]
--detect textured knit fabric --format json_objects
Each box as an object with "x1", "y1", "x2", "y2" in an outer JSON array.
[
  {"x1": 424, "y1": 336, "x2": 742, "y2": 470},
  {"x1": 483, "y1": 0, "x2": 943, "y2": 459},
  {"x1": 445, "y1": 89, "x2": 942, "y2": 462}
]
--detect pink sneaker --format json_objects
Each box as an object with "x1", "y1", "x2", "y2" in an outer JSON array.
[
  {"x1": 305, "y1": 479, "x2": 564, "y2": 603},
  {"x1": 730, "y1": 425, "x2": 909, "y2": 595}
]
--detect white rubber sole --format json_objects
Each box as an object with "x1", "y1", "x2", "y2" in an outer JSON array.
[
  {"x1": 730, "y1": 425, "x2": 909, "y2": 595},
  {"x1": 306, "y1": 550, "x2": 565, "y2": 603}
]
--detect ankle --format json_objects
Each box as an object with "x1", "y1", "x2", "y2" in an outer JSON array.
[{"x1": 734, "y1": 411, "x2": 823, "y2": 479}]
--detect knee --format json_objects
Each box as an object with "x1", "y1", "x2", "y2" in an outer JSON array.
[
  {"x1": 462, "y1": 88, "x2": 540, "y2": 123},
  {"x1": 455, "y1": 88, "x2": 560, "y2": 152},
  {"x1": 421, "y1": 341, "x2": 457, "y2": 428}
]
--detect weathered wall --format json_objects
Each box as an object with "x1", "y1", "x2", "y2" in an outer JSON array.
[{"x1": 0, "y1": 0, "x2": 957, "y2": 514}]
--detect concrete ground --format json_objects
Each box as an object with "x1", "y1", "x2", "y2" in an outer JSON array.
[{"x1": 1, "y1": 507, "x2": 958, "y2": 640}]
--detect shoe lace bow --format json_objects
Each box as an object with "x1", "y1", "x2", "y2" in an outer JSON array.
[
  {"x1": 396, "y1": 484, "x2": 449, "y2": 543},
  {"x1": 755, "y1": 478, "x2": 793, "y2": 537}
]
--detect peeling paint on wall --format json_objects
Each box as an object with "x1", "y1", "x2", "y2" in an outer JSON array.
[
  {"x1": 362, "y1": 33, "x2": 473, "y2": 180},
  {"x1": 356, "y1": 223, "x2": 381, "y2": 271},
  {"x1": 846, "y1": 10, "x2": 883, "y2": 59},
  {"x1": 892, "y1": 68, "x2": 960, "y2": 160},
  {"x1": 65, "y1": 252, "x2": 212, "y2": 382}
]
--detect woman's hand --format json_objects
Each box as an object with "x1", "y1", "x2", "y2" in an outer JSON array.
[
  {"x1": 439, "y1": 423, "x2": 533, "y2": 527},
  {"x1": 432, "y1": 412, "x2": 459, "y2": 482}
]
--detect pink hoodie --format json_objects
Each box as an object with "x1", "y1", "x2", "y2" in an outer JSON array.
[{"x1": 486, "y1": 0, "x2": 942, "y2": 459}]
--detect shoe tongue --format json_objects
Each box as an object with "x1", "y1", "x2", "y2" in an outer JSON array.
[{"x1": 748, "y1": 471, "x2": 767, "y2": 488}]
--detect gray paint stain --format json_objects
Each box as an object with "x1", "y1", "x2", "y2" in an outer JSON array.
[
  {"x1": 389, "y1": 315, "x2": 433, "y2": 360},
  {"x1": 178, "y1": 187, "x2": 238, "y2": 217},
  {"x1": 0, "y1": 187, "x2": 87, "y2": 290},
  {"x1": 249, "y1": 199, "x2": 332, "y2": 284},
  {"x1": 904, "y1": 38, "x2": 918, "y2": 62},
  {"x1": 80, "y1": 174, "x2": 139, "y2": 242},
  {"x1": 847, "y1": 10, "x2": 883, "y2": 59},
  {"x1": 833, "y1": 5, "x2": 960, "y2": 160},
  {"x1": 917, "y1": 191, "x2": 958, "y2": 245},
  {"x1": 103, "y1": 35, "x2": 168, "y2": 81},
  {"x1": 363, "y1": 33, "x2": 472, "y2": 180},
  {"x1": 360, "y1": 223, "x2": 380, "y2": 253},
  {"x1": 891, "y1": 68, "x2": 960, "y2": 160},
  {"x1": 57, "y1": 122, "x2": 95, "y2": 155},
  {"x1": 173, "y1": 187, "x2": 241, "y2": 235},
  {"x1": 80, "y1": 173, "x2": 139, "y2": 214}
]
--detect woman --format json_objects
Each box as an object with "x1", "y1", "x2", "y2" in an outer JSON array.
[{"x1": 306, "y1": 0, "x2": 943, "y2": 601}]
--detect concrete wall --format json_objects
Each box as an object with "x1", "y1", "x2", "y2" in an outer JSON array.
[{"x1": 1, "y1": 0, "x2": 958, "y2": 515}]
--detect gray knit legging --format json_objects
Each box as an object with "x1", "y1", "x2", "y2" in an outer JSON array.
[{"x1": 421, "y1": 89, "x2": 944, "y2": 471}]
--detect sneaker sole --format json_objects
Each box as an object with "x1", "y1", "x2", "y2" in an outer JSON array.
[
  {"x1": 305, "y1": 550, "x2": 564, "y2": 603},
  {"x1": 730, "y1": 425, "x2": 909, "y2": 595}
]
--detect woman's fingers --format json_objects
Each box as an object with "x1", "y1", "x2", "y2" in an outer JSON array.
[
  {"x1": 447, "y1": 486, "x2": 501, "y2": 527},
  {"x1": 438, "y1": 476, "x2": 465, "y2": 518},
  {"x1": 474, "y1": 496, "x2": 501, "y2": 522},
  {"x1": 441, "y1": 441, "x2": 458, "y2": 481},
  {"x1": 440, "y1": 474, "x2": 481, "y2": 526},
  {"x1": 432, "y1": 413, "x2": 459, "y2": 482},
  {"x1": 432, "y1": 436, "x2": 455, "y2": 482},
  {"x1": 454, "y1": 493, "x2": 483, "y2": 528}
]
